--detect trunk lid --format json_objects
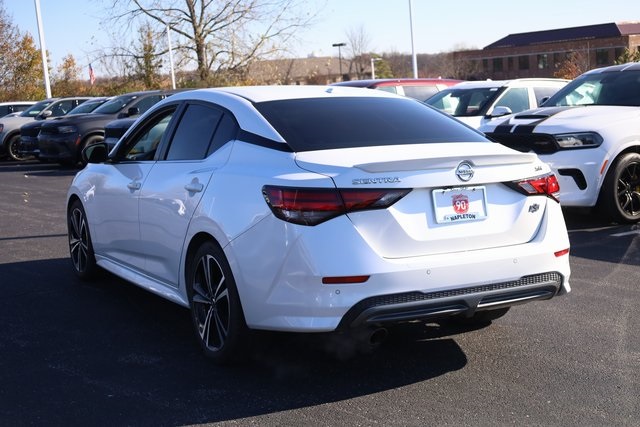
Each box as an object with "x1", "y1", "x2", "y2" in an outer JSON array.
[{"x1": 295, "y1": 142, "x2": 551, "y2": 258}]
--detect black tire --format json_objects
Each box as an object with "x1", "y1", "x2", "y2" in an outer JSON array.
[
  {"x1": 187, "y1": 241, "x2": 248, "y2": 364},
  {"x1": 599, "y1": 152, "x2": 640, "y2": 223},
  {"x1": 67, "y1": 199, "x2": 99, "y2": 280},
  {"x1": 7, "y1": 134, "x2": 30, "y2": 161},
  {"x1": 450, "y1": 307, "x2": 510, "y2": 326}
]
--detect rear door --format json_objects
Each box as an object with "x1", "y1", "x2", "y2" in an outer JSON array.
[{"x1": 138, "y1": 102, "x2": 236, "y2": 287}]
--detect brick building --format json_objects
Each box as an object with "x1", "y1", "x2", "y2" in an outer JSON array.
[{"x1": 453, "y1": 22, "x2": 640, "y2": 79}]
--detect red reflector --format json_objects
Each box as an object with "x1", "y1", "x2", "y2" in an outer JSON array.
[
  {"x1": 554, "y1": 248, "x2": 570, "y2": 257},
  {"x1": 322, "y1": 275, "x2": 370, "y2": 284}
]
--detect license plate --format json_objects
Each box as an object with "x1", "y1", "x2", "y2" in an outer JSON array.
[{"x1": 432, "y1": 186, "x2": 487, "y2": 223}]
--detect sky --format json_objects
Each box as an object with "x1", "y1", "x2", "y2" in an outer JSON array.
[{"x1": 4, "y1": 0, "x2": 639, "y2": 77}]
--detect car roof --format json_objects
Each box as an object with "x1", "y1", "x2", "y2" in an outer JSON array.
[
  {"x1": 0, "y1": 101, "x2": 35, "y2": 105},
  {"x1": 584, "y1": 61, "x2": 640, "y2": 75},
  {"x1": 206, "y1": 85, "x2": 403, "y2": 103},
  {"x1": 449, "y1": 78, "x2": 568, "y2": 90},
  {"x1": 331, "y1": 78, "x2": 462, "y2": 88},
  {"x1": 150, "y1": 85, "x2": 412, "y2": 144}
]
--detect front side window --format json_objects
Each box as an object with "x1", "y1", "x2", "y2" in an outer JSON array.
[
  {"x1": 494, "y1": 88, "x2": 530, "y2": 113},
  {"x1": 50, "y1": 100, "x2": 81, "y2": 117},
  {"x1": 120, "y1": 108, "x2": 176, "y2": 161},
  {"x1": 426, "y1": 87, "x2": 502, "y2": 117}
]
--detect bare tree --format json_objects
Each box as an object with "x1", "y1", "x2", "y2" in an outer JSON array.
[
  {"x1": 0, "y1": 0, "x2": 46, "y2": 100},
  {"x1": 106, "y1": 0, "x2": 317, "y2": 85},
  {"x1": 345, "y1": 24, "x2": 371, "y2": 79}
]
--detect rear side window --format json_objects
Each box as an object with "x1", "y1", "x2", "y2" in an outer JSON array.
[
  {"x1": 533, "y1": 86, "x2": 562, "y2": 106},
  {"x1": 166, "y1": 103, "x2": 223, "y2": 160},
  {"x1": 254, "y1": 97, "x2": 487, "y2": 152}
]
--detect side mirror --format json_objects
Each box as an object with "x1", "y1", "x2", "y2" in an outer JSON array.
[
  {"x1": 36, "y1": 110, "x2": 53, "y2": 120},
  {"x1": 489, "y1": 106, "x2": 512, "y2": 118},
  {"x1": 127, "y1": 107, "x2": 140, "y2": 117},
  {"x1": 539, "y1": 96, "x2": 550, "y2": 106},
  {"x1": 82, "y1": 142, "x2": 109, "y2": 164}
]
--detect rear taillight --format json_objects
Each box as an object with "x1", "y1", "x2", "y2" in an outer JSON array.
[
  {"x1": 506, "y1": 173, "x2": 560, "y2": 202},
  {"x1": 262, "y1": 186, "x2": 410, "y2": 226}
]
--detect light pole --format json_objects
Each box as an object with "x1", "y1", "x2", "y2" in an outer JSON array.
[
  {"x1": 332, "y1": 42, "x2": 346, "y2": 80},
  {"x1": 371, "y1": 57, "x2": 382, "y2": 79},
  {"x1": 166, "y1": 24, "x2": 176, "y2": 89},
  {"x1": 34, "y1": 0, "x2": 51, "y2": 98},
  {"x1": 408, "y1": 0, "x2": 418, "y2": 78}
]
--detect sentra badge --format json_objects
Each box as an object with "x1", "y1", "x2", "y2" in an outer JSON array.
[{"x1": 352, "y1": 177, "x2": 400, "y2": 185}]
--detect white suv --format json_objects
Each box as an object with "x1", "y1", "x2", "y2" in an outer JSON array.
[
  {"x1": 426, "y1": 78, "x2": 568, "y2": 128},
  {"x1": 480, "y1": 63, "x2": 640, "y2": 223}
]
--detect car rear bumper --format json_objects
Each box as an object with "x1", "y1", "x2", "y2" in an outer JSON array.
[
  {"x1": 338, "y1": 271, "x2": 563, "y2": 329},
  {"x1": 225, "y1": 201, "x2": 571, "y2": 332}
]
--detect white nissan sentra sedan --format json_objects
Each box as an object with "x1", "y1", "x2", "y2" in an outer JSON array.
[{"x1": 67, "y1": 85, "x2": 571, "y2": 363}]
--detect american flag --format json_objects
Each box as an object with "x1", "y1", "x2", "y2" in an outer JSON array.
[{"x1": 89, "y1": 64, "x2": 96, "y2": 85}]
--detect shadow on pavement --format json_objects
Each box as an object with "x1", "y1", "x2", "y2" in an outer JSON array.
[{"x1": 0, "y1": 258, "x2": 469, "y2": 426}]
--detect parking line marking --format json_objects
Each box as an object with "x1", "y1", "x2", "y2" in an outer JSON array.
[{"x1": 611, "y1": 230, "x2": 640, "y2": 237}]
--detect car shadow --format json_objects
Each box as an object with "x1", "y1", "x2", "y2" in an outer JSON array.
[
  {"x1": 0, "y1": 159, "x2": 79, "y2": 176},
  {"x1": 562, "y1": 207, "x2": 640, "y2": 266},
  {"x1": 0, "y1": 258, "x2": 470, "y2": 426}
]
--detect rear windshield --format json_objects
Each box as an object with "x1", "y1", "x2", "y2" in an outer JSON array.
[{"x1": 254, "y1": 97, "x2": 487, "y2": 152}]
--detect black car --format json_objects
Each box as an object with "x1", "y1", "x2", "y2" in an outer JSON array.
[
  {"x1": 18, "y1": 97, "x2": 111, "y2": 160},
  {"x1": 103, "y1": 117, "x2": 136, "y2": 151},
  {"x1": 37, "y1": 90, "x2": 180, "y2": 166}
]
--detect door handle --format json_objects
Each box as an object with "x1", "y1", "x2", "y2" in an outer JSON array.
[
  {"x1": 127, "y1": 181, "x2": 141, "y2": 190},
  {"x1": 184, "y1": 183, "x2": 203, "y2": 193}
]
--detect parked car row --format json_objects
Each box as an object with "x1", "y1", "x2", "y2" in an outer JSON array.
[
  {"x1": 0, "y1": 97, "x2": 92, "y2": 161},
  {"x1": 0, "y1": 89, "x2": 181, "y2": 165}
]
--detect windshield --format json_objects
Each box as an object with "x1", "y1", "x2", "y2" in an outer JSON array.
[
  {"x1": 19, "y1": 100, "x2": 54, "y2": 117},
  {"x1": 93, "y1": 95, "x2": 138, "y2": 114},
  {"x1": 426, "y1": 87, "x2": 503, "y2": 116},
  {"x1": 544, "y1": 70, "x2": 640, "y2": 107},
  {"x1": 254, "y1": 97, "x2": 487, "y2": 152},
  {"x1": 67, "y1": 99, "x2": 108, "y2": 115}
]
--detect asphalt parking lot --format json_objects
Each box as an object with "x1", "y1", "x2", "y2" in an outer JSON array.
[{"x1": 0, "y1": 160, "x2": 638, "y2": 426}]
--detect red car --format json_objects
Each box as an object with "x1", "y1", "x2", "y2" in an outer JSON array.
[{"x1": 332, "y1": 78, "x2": 463, "y2": 102}]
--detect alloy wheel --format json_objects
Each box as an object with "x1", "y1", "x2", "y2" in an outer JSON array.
[
  {"x1": 191, "y1": 254, "x2": 231, "y2": 352},
  {"x1": 69, "y1": 206, "x2": 91, "y2": 273},
  {"x1": 616, "y1": 161, "x2": 640, "y2": 218}
]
